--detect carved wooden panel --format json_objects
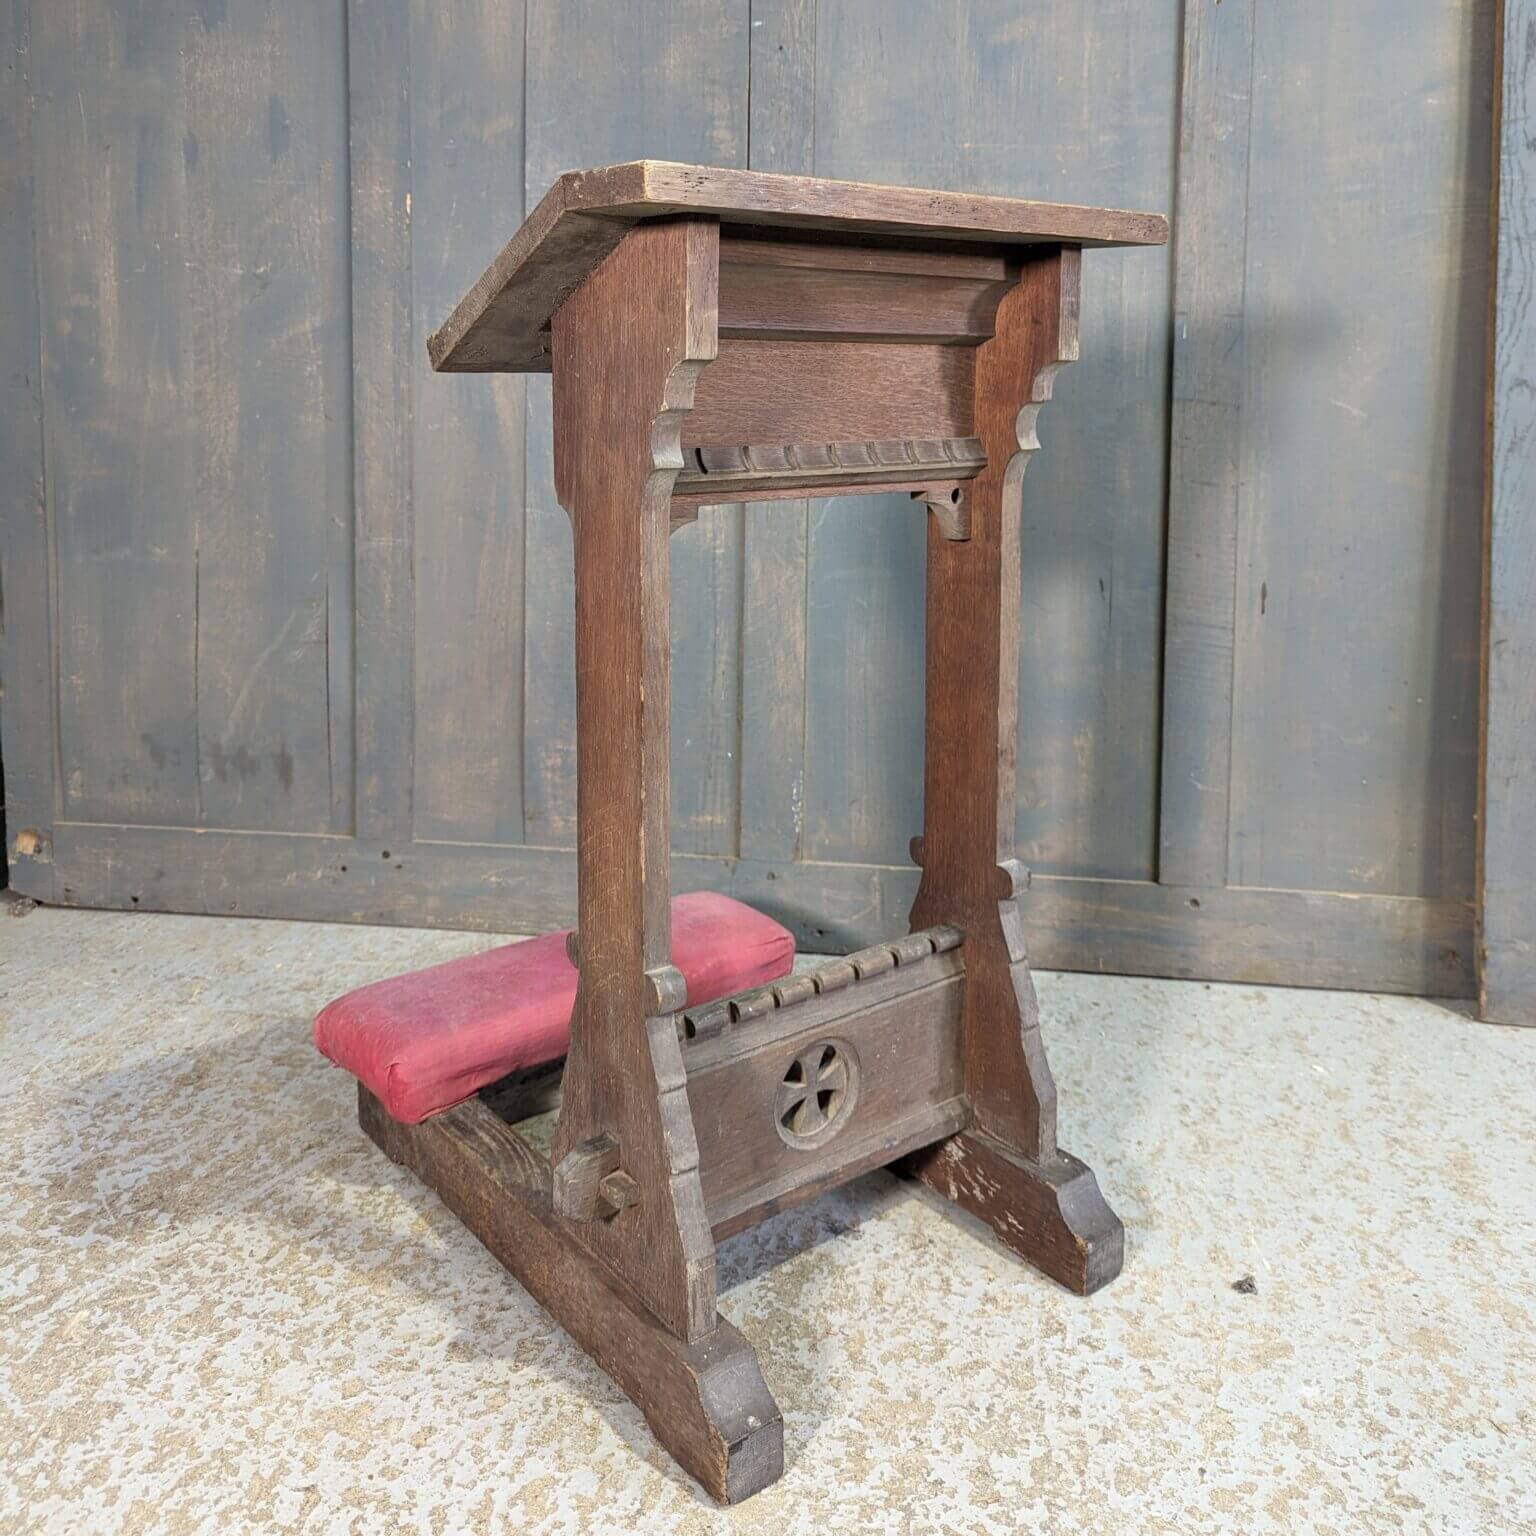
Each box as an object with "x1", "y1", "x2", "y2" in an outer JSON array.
[
  {"x1": 673, "y1": 435, "x2": 984, "y2": 500},
  {"x1": 683, "y1": 941, "x2": 966, "y2": 1237},
  {"x1": 685, "y1": 338, "x2": 974, "y2": 446}
]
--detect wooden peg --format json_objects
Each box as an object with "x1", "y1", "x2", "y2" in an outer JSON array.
[
  {"x1": 598, "y1": 1170, "x2": 641, "y2": 1213},
  {"x1": 992, "y1": 858, "x2": 1031, "y2": 900},
  {"x1": 645, "y1": 963, "x2": 688, "y2": 1016}
]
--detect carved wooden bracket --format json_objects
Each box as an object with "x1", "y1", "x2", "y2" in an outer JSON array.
[
  {"x1": 675, "y1": 435, "x2": 985, "y2": 501},
  {"x1": 912, "y1": 482, "x2": 970, "y2": 540}
]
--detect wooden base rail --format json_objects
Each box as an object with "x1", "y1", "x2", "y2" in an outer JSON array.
[{"x1": 360, "y1": 1086, "x2": 785, "y2": 1503}]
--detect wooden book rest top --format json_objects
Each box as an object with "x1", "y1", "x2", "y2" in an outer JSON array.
[{"x1": 361, "y1": 162, "x2": 1166, "y2": 1503}]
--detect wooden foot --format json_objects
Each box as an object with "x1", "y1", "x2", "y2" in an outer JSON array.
[
  {"x1": 899, "y1": 1129, "x2": 1124, "y2": 1296},
  {"x1": 359, "y1": 1086, "x2": 784, "y2": 1504}
]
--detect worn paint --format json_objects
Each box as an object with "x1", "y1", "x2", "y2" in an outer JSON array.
[
  {"x1": 1226, "y1": 0, "x2": 1493, "y2": 898},
  {"x1": 0, "y1": 0, "x2": 1504, "y2": 1006},
  {"x1": 519, "y1": 0, "x2": 750, "y2": 855},
  {"x1": 808, "y1": 0, "x2": 1177, "y2": 879},
  {"x1": 1479, "y1": 0, "x2": 1536, "y2": 1024}
]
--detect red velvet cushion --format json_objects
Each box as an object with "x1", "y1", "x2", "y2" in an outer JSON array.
[{"x1": 313, "y1": 892, "x2": 795, "y2": 1124}]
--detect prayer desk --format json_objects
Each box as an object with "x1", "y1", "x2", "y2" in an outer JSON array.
[{"x1": 363, "y1": 163, "x2": 1167, "y2": 1502}]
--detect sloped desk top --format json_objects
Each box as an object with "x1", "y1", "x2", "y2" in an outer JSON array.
[{"x1": 428, "y1": 161, "x2": 1168, "y2": 373}]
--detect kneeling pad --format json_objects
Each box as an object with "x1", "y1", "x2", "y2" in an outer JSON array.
[{"x1": 313, "y1": 891, "x2": 795, "y2": 1124}]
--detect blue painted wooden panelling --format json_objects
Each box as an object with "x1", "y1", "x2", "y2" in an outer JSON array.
[
  {"x1": 1482, "y1": 0, "x2": 1536, "y2": 1023},
  {"x1": 806, "y1": 0, "x2": 1179, "y2": 881},
  {"x1": 0, "y1": 0, "x2": 1499, "y2": 1001}
]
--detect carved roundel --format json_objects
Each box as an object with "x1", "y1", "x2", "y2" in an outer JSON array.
[{"x1": 775, "y1": 1039, "x2": 859, "y2": 1150}]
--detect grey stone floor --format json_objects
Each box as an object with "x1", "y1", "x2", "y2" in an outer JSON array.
[{"x1": 1, "y1": 905, "x2": 1532, "y2": 1535}]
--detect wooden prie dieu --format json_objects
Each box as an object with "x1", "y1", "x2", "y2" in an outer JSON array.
[{"x1": 361, "y1": 163, "x2": 1168, "y2": 1502}]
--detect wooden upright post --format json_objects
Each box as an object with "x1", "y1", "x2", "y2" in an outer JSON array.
[
  {"x1": 905, "y1": 247, "x2": 1124, "y2": 1296},
  {"x1": 547, "y1": 217, "x2": 721, "y2": 1342}
]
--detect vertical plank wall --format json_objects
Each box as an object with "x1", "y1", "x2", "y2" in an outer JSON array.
[
  {"x1": 519, "y1": 0, "x2": 748, "y2": 860},
  {"x1": 1481, "y1": 0, "x2": 1536, "y2": 1025},
  {"x1": 1158, "y1": 0, "x2": 1494, "y2": 990},
  {"x1": 407, "y1": 0, "x2": 527, "y2": 849},
  {"x1": 805, "y1": 0, "x2": 1176, "y2": 883},
  {"x1": 0, "y1": 0, "x2": 48, "y2": 866},
  {"x1": 0, "y1": 0, "x2": 1507, "y2": 1003},
  {"x1": 27, "y1": 1, "x2": 351, "y2": 844}
]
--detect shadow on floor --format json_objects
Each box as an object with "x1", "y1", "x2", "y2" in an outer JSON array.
[{"x1": 34, "y1": 1015, "x2": 980, "y2": 1503}]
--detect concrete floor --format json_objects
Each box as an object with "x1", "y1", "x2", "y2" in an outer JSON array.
[{"x1": 1, "y1": 906, "x2": 1532, "y2": 1535}]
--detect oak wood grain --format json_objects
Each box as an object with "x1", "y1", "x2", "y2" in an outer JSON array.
[
  {"x1": 907, "y1": 246, "x2": 1124, "y2": 1288},
  {"x1": 429, "y1": 161, "x2": 1167, "y2": 371},
  {"x1": 899, "y1": 1132, "x2": 1123, "y2": 1296},
  {"x1": 686, "y1": 338, "x2": 974, "y2": 447},
  {"x1": 547, "y1": 217, "x2": 721, "y2": 1344},
  {"x1": 685, "y1": 946, "x2": 967, "y2": 1235},
  {"x1": 718, "y1": 247, "x2": 1015, "y2": 343},
  {"x1": 911, "y1": 249, "x2": 1077, "y2": 1155}
]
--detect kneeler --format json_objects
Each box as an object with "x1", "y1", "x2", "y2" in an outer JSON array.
[
  {"x1": 315, "y1": 891, "x2": 795, "y2": 1124},
  {"x1": 349, "y1": 164, "x2": 1166, "y2": 1503}
]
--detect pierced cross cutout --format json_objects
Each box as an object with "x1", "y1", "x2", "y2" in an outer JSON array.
[{"x1": 775, "y1": 1040, "x2": 857, "y2": 1148}]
